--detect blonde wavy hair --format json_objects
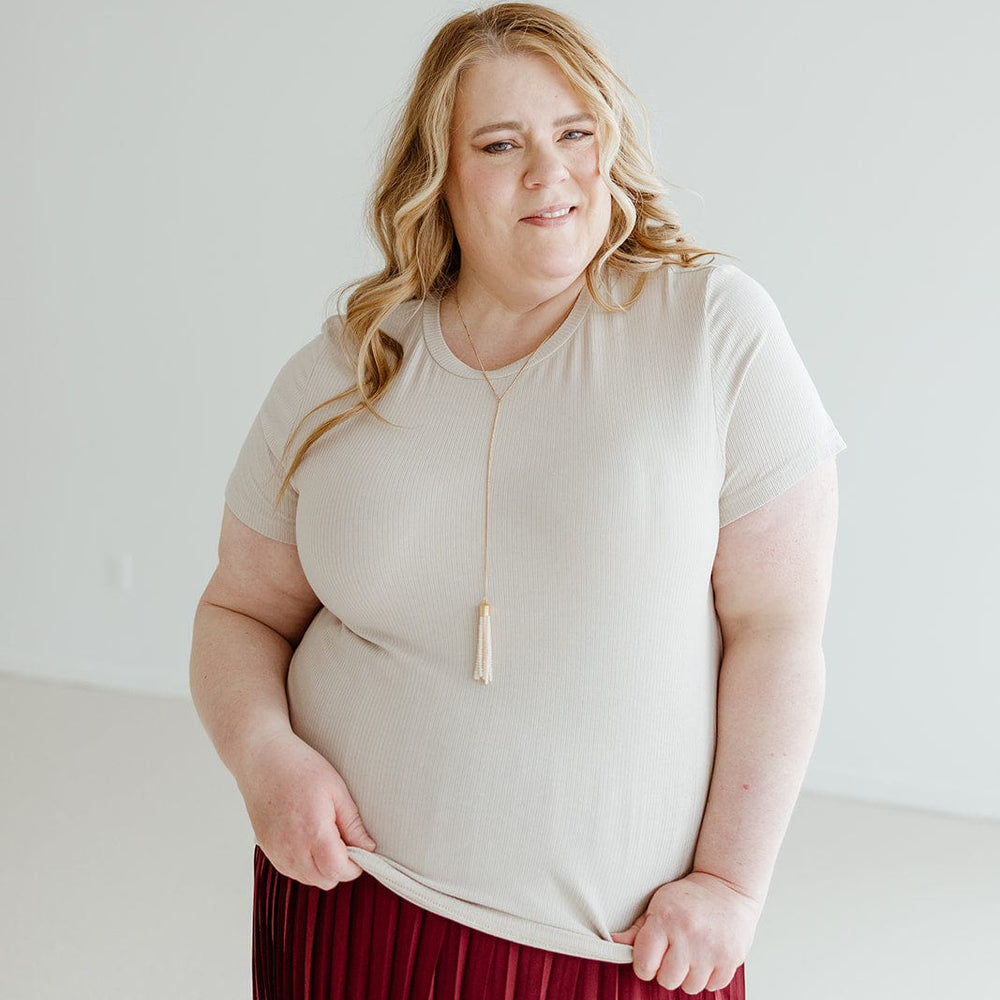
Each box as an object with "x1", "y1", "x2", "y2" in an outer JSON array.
[{"x1": 276, "y1": 2, "x2": 726, "y2": 504}]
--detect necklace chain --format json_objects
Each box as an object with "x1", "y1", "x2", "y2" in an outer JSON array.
[
  {"x1": 453, "y1": 295, "x2": 549, "y2": 400},
  {"x1": 452, "y1": 292, "x2": 558, "y2": 683}
]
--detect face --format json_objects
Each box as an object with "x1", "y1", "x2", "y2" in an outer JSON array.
[{"x1": 442, "y1": 52, "x2": 613, "y2": 301}]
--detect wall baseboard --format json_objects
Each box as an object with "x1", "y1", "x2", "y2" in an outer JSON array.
[
  {"x1": 0, "y1": 655, "x2": 189, "y2": 701},
  {"x1": 805, "y1": 764, "x2": 999, "y2": 823},
  {"x1": 3, "y1": 656, "x2": 997, "y2": 823}
]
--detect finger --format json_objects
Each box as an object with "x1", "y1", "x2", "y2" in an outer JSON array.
[
  {"x1": 310, "y1": 835, "x2": 362, "y2": 885},
  {"x1": 332, "y1": 859, "x2": 365, "y2": 882},
  {"x1": 263, "y1": 849, "x2": 315, "y2": 888},
  {"x1": 631, "y1": 925, "x2": 669, "y2": 982},
  {"x1": 705, "y1": 965, "x2": 739, "y2": 991},
  {"x1": 654, "y1": 945, "x2": 689, "y2": 992},
  {"x1": 610, "y1": 918, "x2": 642, "y2": 945},
  {"x1": 656, "y1": 965, "x2": 689, "y2": 993},
  {"x1": 679, "y1": 964, "x2": 713, "y2": 996},
  {"x1": 332, "y1": 794, "x2": 377, "y2": 850}
]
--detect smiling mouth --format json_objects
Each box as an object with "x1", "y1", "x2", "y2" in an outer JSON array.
[{"x1": 523, "y1": 206, "x2": 576, "y2": 221}]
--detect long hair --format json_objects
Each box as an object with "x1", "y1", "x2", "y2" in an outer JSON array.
[{"x1": 276, "y1": 3, "x2": 726, "y2": 504}]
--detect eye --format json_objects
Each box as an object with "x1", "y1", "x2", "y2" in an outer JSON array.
[
  {"x1": 482, "y1": 140, "x2": 516, "y2": 154},
  {"x1": 561, "y1": 129, "x2": 593, "y2": 141}
]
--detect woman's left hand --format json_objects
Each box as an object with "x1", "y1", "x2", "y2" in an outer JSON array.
[{"x1": 610, "y1": 871, "x2": 762, "y2": 994}]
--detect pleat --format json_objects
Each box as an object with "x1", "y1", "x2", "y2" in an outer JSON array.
[
  {"x1": 431, "y1": 925, "x2": 457, "y2": 1000},
  {"x1": 252, "y1": 846, "x2": 272, "y2": 1000},
  {"x1": 432, "y1": 918, "x2": 473, "y2": 1000},
  {"x1": 574, "y1": 958, "x2": 601, "y2": 1000},
  {"x1": 452, "y1": 924, "x2": 472, "y2": 999},
  {"x1": 279, "y1": 868, "x2": 295, "y2": 1000},
  {"x1": 597, "y1": 960, "x2": 619, "y2": 1000},
  {"x1": 310, "y1": 872, "x2": 336, "y2": 1000},
  {"x1": 369, "y1": 875, "x2": 402, "y2": 999},
  {"x1": 267, "y1": 856, "x2": 282, "y2": 995},
  {"x1": 544, "y1": 952, "x2": 581, "y2": 1000},
  {"x1": 407, "y1": 909, "x2": 449, "y2": 1000},
  {"x1": 388, "y1": 890, "x2": 425, "y2": 1000},
  {"x1": 514, "y1": 944, "x2": 546, "y2": 998},
  {"x1": 538, "y1": 952, "x2": 554, "y2": 998},
  {"x1": 300, "y1": 884, "x2": 319, "y2": 998},
  {"x1": 288, "y1": 874, "x2": 311, "y2": 1000},
  {"x1": 459, "y1": 930, "x2": 497, "y2": 1000},
  {"x1": 501, "y1": 942, "x2": 520, "y2": 1000},
  {"x1": 724, "y1": 963, "x2": 746, "y2": 1000},
  {"x1": 346, "y1": 871, "x2": 375, "y2": 1000},
  {"x1": 480, "y1": 938, "x2": 509, "y2": 1000}
]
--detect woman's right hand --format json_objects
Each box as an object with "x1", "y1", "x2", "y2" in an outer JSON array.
[{"x1": 236, "y1": 729, "x2": 378, "y2": 890}]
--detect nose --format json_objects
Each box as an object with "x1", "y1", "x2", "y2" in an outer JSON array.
[{"x1": 522, "y1": 144, "x2": 569, "y2": 188}]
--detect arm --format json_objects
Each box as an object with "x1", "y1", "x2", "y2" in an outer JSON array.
[
  {"x1": 691, "y1": 456, "x2": 834, "y2": 901},
  {"x1": 190, "y1": 505, "x2": 377, "y2": 888},
  {"x1": 612, "y1": 457, "x2": 839, "y2": 992}
]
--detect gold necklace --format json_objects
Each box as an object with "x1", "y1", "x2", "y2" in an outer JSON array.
[{"x1": 453, "y1": 292, "x2": 557, "y2": 685}]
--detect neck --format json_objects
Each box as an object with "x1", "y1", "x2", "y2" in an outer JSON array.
[{"x1": 442, "y1": 271, "x2": 587, "y2": 369}]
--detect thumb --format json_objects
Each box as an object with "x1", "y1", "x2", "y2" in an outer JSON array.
[
  {"x1": 333, "y1": 795, "x2": 377, "y2": 850},
  {"x1": 610, "y1": 913, "x2": 647, "y2": 946}
]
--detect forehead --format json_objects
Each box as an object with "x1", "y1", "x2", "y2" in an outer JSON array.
[{"x1": 451, "y1": 51, "x2": 587, "y2": 129}]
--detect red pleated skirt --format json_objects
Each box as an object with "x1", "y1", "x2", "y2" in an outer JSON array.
[{"x1": 252, "y1": 847, "x2": 746, "y2": 1000}]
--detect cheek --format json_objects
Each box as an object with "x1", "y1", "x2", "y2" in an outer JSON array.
[
  {"x1": 449, "y1": 168, "x2": 507, "y2": 229},
  {"x1": 589, "y1": 179, "x2": 613, "y2": 228},
  {"x1": 577, "y1": 149, "x2": 610, "y2": 204}
]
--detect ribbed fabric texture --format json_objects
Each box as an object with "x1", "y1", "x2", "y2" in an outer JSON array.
[
  {"x1": 253, "y1": 847, "x2": 746, "y2": 1000},
  {"x1": 226, "y1": 262, "x2": 846, "y2": 963}
]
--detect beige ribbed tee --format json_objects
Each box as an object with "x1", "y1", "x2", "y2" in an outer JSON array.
[{"x1": 224, "y1": 262, "x2": 846, "y2": 962}]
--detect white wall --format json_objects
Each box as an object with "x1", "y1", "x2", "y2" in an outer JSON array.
[{"x1": 2, "y1": 1, "x2": 997, "y2": 820}]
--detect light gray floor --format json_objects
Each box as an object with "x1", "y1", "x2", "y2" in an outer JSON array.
[{"x1": 2, "y1": 672, "x2": 997, "y2": 999}]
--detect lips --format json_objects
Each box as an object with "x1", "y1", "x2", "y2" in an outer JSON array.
[{"x1": 521, "y1": 204, "x2": 575, "y2": 221}]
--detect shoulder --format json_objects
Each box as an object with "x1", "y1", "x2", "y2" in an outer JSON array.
[
  {"x1": 319, "y1": 297, "x2": 425, "y2": 365},
  {"x1": 280, "y1": 328, "x2": 339, "y2": 384},
  {"x1": 640, "y1": 260, "x2": 775, "y2": 313},
  {"x1": 379, "y1": 297, "x2": 424, "y2": 346},
  {"x1": 671, "y1": 262, "x2": 793, "y2": 371},
  {"x1": 606, "y1": 261, "x2": 804, "y2": 401},
  {"x1": 266, "y1": 297, "x2": 426, "y2": 408},
  {"x1": 611, "y1": 260, "x2": 767, "y2": 320},
  {"x1": 602, "y1": 261, "x2": 769, "y2": 355},
  {"x1": 257, "y1": 329, "x2": 348, "y2": 420},
  {"x1": 700, "y1": 263, "x2": 786, "y2": 335}
]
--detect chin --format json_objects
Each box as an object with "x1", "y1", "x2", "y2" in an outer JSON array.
[
  {"x1": 517, "y1": 270, "x2": 585, "y2": 294},
  {"x1": 526, "y1": 254, "x2": 593, "y2": 284}
]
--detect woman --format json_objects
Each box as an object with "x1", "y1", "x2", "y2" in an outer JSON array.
[{"x1": 190, "y1": 4, "x2": 845, "y2": 998}]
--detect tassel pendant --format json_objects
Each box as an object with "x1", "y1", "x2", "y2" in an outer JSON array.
[{"x1": 474, "y1": 601, "x2": 493, "y2": 685}]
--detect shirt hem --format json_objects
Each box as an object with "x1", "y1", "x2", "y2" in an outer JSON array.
[{"x1": 346, "y1": 848, "x2": 635, "y2": 964}]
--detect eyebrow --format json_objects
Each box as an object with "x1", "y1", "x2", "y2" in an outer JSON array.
[{"x1": 469, "y1": 112, "x2": 596, "y2": 140}]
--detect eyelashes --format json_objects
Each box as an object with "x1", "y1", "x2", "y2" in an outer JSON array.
[{"x1": 481, "y1": 131, "x2": 594, "y2": 155}]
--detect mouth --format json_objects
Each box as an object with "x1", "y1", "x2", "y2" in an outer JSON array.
[{"x1": 522, "y1": 204, "x2": 575, "y2": 221}]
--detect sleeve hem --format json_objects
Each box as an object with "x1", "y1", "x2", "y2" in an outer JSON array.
[
  {"x1": 223, "y1": 498, "x2": 298, "y2": 545},
  {"x1": 719, "y1": 428, "x2": 846, "y2": 528}
]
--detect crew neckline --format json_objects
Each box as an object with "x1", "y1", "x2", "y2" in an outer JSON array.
[{"x1": 422, "y1": 286, "x2": 593, "y2": 379}]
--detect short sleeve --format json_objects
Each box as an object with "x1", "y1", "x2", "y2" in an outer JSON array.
[
  {"x1": 224, "y1": 334, "x2": 327, "y2": 544},
  {"x1": 708, "y1": 266, "x2": 847, "y2": 527}
]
